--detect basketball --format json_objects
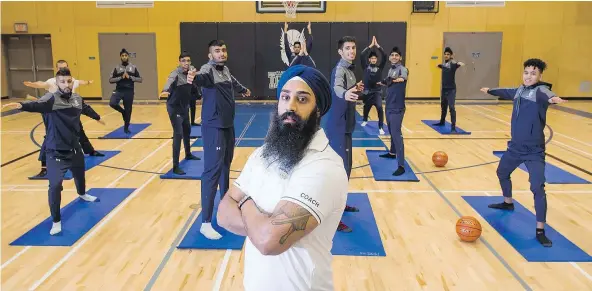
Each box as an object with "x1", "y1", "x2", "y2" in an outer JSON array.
[
  {"x1": 456, "y1": 216, "x2": 482, "y2": 242},
  {"x1": 432, "y1": 151, "x2": 448, "y2": 167}
]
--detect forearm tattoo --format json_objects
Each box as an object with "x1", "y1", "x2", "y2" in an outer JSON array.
[{"x1": 270, "y1": 205, "x2": 312, "y2": 244}]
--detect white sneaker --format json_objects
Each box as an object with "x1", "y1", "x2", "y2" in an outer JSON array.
[
  {"x1": 361, "y1": 121, "x2": 367, "y2": 127},
  {"x1": 379, "y1": 129, "x2": 385, "y2": 135},
  {"x1": 50, "y1": 221, "x2": 62, "y2": 235}
]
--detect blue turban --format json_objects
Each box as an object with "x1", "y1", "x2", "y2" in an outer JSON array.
[{"x1": 276, "y1": 65, "x2": 331, "y2": 116}]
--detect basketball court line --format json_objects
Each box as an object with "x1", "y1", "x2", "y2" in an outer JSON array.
[
  {"x1": 483, "y1": 193, "x2": 592, "y2": 283},
  {"x1": 474, "y1": 105, "x2": 592, "y2": 148},
  {"x1": 29, "y1": 143, "x2": 172, "y2": 290},
  {"x1": 143, "y1": 206, "x2": 201, "y2": 291},
  {"x1": 212, "y1": 250, "x2": 233, "y2": 291},
  {"x1": 465, "y1": 106, "x2": 592, "y2": 159},
  {"x1": 405, "y1": 159, "x2": 533, "y2": 290},
  {"x1": 1, "y1": 138, "x2": 164, "y2": 271},
  {"x1": 144, "y1": 114, "x2": 255, "y2": 291}
]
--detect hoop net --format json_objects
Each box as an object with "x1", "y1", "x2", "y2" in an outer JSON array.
[{"x1": 283, "y1": 1, "x2": 299, "y2": 18}]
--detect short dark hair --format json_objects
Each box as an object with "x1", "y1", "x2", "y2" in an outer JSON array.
[
  {"x1": 208, "y1": 39, "x2": 226, "y2": 50},
  {"x1": 368, "y1": 51, "x2": 377, "y2": 59},
  {"x1": 338, "y1": 36, "x2": 356, "y2": 50},
  {"x1": 444, "y1": 47, "x2": 453, "y2": 54},
  {"x1": 179, "y1": 51, "x2": 191, "y2": 60},
  {"x1": 56, "y1": 68, "x2": 71, "y2": 77},
  {"x1": 293, "y1": 41, "x2": 301, "y2": 47},
  {"x1": 523, "y1": 58, "x2": 547, "y2": 73},
  {"x1": 120, "y1": 48, "x2": 129, "y2": 56},
  {"x1": 56, "y1": 60, "x2": 68, "y2": 66}
]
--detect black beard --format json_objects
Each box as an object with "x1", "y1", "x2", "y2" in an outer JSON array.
[
  {"x1": 261, "y1": 107, "x2": 319, "y2": 174},
  {"x1": 59, "y1": 88, "x2": 72, "y2": 98}
]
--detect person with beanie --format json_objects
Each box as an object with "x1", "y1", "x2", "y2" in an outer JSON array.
[
  {"x1": 109, "y1": 48, "x2": 142, "y2": 134},
  {"x1": 378, "y1": 46, "x2": 409, "y2": 176},
  {"x1": 217, "y1": 65, "x2": 348, "y2": 291},
  {"x1": 433, "y1": 46, "x2": 465, "y2": 132}
]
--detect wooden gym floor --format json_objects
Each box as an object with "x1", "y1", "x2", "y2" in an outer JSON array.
[{"x1": 1, "y1": 98, "x2": 591, "y2": 291}]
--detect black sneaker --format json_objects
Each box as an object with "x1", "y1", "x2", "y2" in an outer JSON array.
[
  {"x1": 393, "y1": 166, "x2": 405, "y2": 176},
  {"x1": 379, "y1": 153, "x2": 397, "y2": 159},
  {"x1": 536, "y1": 228, "x2": 552, "y2": 247},
  {"x1": 344, "y1": 205, "x2": 359, "y2": 212},
  {"x1": 173, "y1": 166, "x2": 186, "y2": 175},
  {"x1": 89, "y1": 151, "x2": 105, "y2": 157},
  {"x1": 33, "y1": 168, "x2": 47, "y2": 178},
  {"x1": 433, "y1": 122, "x2": 445, "y2": 126},
  {"x1": 488, "y1": 202, "x2": 515, "y2": 211},
  {"x1": 185, "y1": 154, "x2": 201, "y2": 160},
  {"x1": 450, "y1": 126, "x2": 457, "y2": 133}
]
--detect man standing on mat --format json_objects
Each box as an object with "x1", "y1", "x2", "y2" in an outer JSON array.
[
  {"x1": 325, "y1": 36, "x2": 364, "y2": 232},
  {"x1": 159, "y1": 51, "x2": 201, "y2": 175},
  {"x1": 360, "y1": 36, "x2": 387, "y2": 135},
  {"x1": 377, "y1": 46, "x2": 408, "y2": 177},
  {"x1": 433, "y1": 47, "x2": 464, "y2": 132},
  {"x1": 217, "y1": 65, "x2": 348, "y2": 291},
  {"x1": 480, "y1": 58, "x2": 566, "y2": 247},
  {"x1": 109, "y1": 48, "x2": 142, "y2": 134},
  {"x1": 4, "y1": 68, "x2": 104, "y2": 235},
  {"x1": 187, "y1": 40, "x2": 251, "y2": 240},
  {"x1": 23, "y1": 60, "x2": 104, "y2": 180},
  {"x1": 283, "y1": 22, "x2": 315, "y2": 68}
]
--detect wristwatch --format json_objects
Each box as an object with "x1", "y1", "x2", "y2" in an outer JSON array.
[{"x1": 238, "y1": 195, "x2": 252, "y2": 210}]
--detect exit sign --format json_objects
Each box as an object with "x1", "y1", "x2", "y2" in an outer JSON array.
[{"x1": 14, "y1": 23, "x2": 28, "y2": 33}]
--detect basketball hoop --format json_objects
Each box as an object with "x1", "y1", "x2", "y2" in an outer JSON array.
[{"x1": 283, "y1": 1, "x2": 299, "y2": 18}]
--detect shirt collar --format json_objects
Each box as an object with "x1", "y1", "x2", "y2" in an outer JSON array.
[{"x1": 307, "y1": 128, "x2": 330, "y2": 152}]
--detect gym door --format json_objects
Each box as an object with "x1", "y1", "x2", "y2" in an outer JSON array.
[
  {"x1": 443, "y1": 32, "x2": 503, "y2": 100},
  {"x1": 2, "y1": 34, "x2": 54, "y2": 97},
  {"x1": 98, "y1": 33, "x2": 158, "y2": 100}
]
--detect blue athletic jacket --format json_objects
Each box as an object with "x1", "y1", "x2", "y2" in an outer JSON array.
[
  {"x1": 487, "y1": 82, "x2": 556, "y2": 146},
  {"x1": 20, "y1": 92, "x2": 100, "y2": 151}
]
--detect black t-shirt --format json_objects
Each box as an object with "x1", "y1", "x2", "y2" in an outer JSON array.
[{"x1": 439, "y1": 61, "x2": 461, "y2": 89}]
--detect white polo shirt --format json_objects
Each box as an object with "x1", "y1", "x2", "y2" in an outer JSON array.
[
  {"x1": 234, "y1": 128, "x2": 349, "y2": 291},
  {"x1": 46, "y1": 77, "x2": 80, "y2": 93}
]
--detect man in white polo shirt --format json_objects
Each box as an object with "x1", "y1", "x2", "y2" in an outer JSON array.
[{"x1": 217, "y1": 65, "x2": 348, "y2": 291}]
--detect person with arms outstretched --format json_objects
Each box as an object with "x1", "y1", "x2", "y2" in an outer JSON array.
[{"x1": 480, "y1": 58, "x2": 566, "y2": 247}]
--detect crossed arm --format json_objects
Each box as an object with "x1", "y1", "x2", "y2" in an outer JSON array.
[{"x1": 217, "y1": 186, "x2": 318, "y2": 256}]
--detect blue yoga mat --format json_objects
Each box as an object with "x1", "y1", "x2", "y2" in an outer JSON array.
[
  {"x1": 177, "y1": 192, "x2": 245, "y2": 250},
  {"x1": 421, "y1": 120, "x2": 471, "y2": 135},
  {"x1": 100, "y1": 123, "x2": 151, "y2": 139},
  {"x1": 493, "y1": 151, "x2": 590, "y2": 184},
  {"x1": 331, "y1": 193, "x2": 386, "y2": 256},
  {"x1": 463, "y1": 196, "x2": 592, "y2": 262},
  {"x1": 190, "y1": 125, "x2": 202, "y2": 138},
  {"x1": 160, "y1": 151, "x2": 204, "y2": 180},
  {"x1": 192, "y1": 114, "x2": 253, "y2": 147},
  {"x1": 28, "y1": 150, "x2": 121, "y2": 180},
  {"x1": 366, "y1": 150, "x2": 419, "y2": 181},
  {"x1": 10, "y1": 188, "x2": 136, "y2": 246},
  {"x1": 359, "y1": 121, "x2": 389, "y2": 136}
]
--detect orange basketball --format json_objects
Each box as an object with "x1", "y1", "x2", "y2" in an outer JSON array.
[
  {"x1": 432, "y1": 151, "x2": 448, "y2": 167},
  {"x1": 456, "y1": 216, "x2": 482, "y2": 242}
]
